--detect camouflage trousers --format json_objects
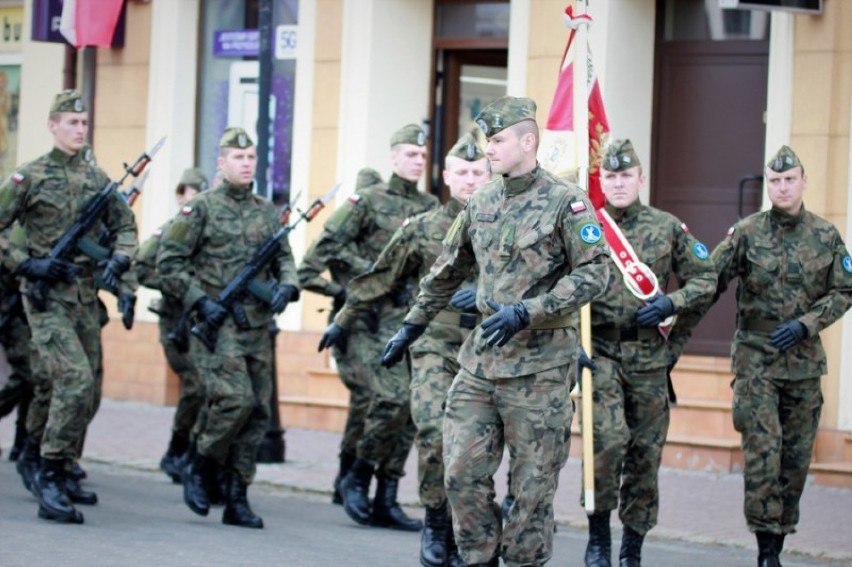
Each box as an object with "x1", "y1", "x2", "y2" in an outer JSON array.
[
  {"x1": 24, "y1": 295, "x2": 101, "y2": 460},
  {"x1": 0, "y1": 314, "x2": 33, "y2": 420},
  {"x1": 732, "y1": 373, "x2": 822, "y2": 534},
  {"x1": 352, "y1": 316, "x2": 416, "y2": 479},
  {"x1": 191, "y1": 322, "x2": 272, "y2": 485},
  {"x1": 331, "y1": 320, "x2": 373, "y2": 460},
  {"x1": 160, "y1": 317, "x2": 204, "y2": 438},
  {"x1": 410, "y1": 349, "x2": 459, "y2": 508},
  {"x1": 579, "y1": 354, "x2": 669, "y2": 535},
  {"x1": 444, "y1": 364, "x2": 574, "y2": 567}
]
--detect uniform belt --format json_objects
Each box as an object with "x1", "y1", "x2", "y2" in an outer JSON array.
[
  {"x1": 433, "y1": 310, "x2": 480, "y2": 329},
  {"x1": 737, "y1": 318, "x2": 778, "y2": 333},
  {"x1": 593, "y1": 326, "x2": 659, "y2": 342},
  {"x1": 528, "y1": 313, "x2": 576, "y2": 331}
]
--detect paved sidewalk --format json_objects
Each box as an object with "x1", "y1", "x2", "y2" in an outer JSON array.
[{"x1": 1, "y1": 398, "x2": 851, "y2": 563}]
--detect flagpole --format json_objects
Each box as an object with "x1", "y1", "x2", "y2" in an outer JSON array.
[{"x1": 571, "y1": 0, "x2": 596, "y2": 516}]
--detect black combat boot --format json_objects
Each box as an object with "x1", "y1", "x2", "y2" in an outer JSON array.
[
  {"x1": 776, "y1": 533, "x2": 786, "y2": 565},
  {"x1": 64, "y1": 468, "x2": 98, "y2": 506},
  {"x1": 15, "y1": 436, "x2": 40, "y2": 496},
  {"x1": 333, "y1": 452, "x2": 356, "y2": 505},
  {"x1": 420, "y1": 501, "x2": 450, "y2": 566},
  {"x1": 585, "y1": 511, "x2": 612, "y2": 567},
  {"x1": 222, "y1": 472, "x2": 263, "y2": 529},
  {"x1": 160, "y1": 431, "x2": 190, "y2": 484},
  {"x1": 445, "y1": 508, "x2": 464, "y2": 567},
  {"x1": 756, "y1": 532, "x2": 781, "y2": 567},
  {"x1": 182, "y1": 453, "x2": 215, "y2": 516},
  {"x1": 340, "y1": 458, "x2": 374, "y2": 525},
  {"x1": 9, "y1": 414, "x2": 27, "y2": 461},
  {"x1": 68, "y1": 460, "x2": 87, "y2": 481},
  {"x1": 208, "y1": 461, "x2": 228, "y2": 506},
  {"x1": 619, "y1": 525, "x2": 644, "y2": 566},
  {"x1": 36, "y1": 458, "x2": 84, "y2": 524},
  {"x1": 372, "y1": 474, "x2": 423, "y2": 531}
]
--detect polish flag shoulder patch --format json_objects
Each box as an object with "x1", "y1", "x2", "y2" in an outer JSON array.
[
  {"x1": 570, "y1": 200, "x2": 587, "y2": 214},
  {"x1": 11, "y1": 173, "x2": 24, "y2": 184},
  {"x1": 401, "y1": 217, "x2": 411, "y2": 229},
  {"x1": 153, "y1": 228, "x2": 163, "y2": 237},
  {"x1": 726, "y1": 226, "x2": 735, "y2": 237},
  {"x1": 348, "y1": 194, "x2": 361, "y2": 204},
  {"x1": 180, "y1": 206, "x2": 193, "y2": 216},
  {"x1": 680, "y1": 222, "x2": 690, "y2": 233}
]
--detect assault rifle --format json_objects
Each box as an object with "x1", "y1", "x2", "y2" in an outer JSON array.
[
  {"x1": 24, "y1": 138, "x2": 165, "y2": 310},
  {"x1": 191, "y1": 184, "x2": 341, "y2": 352}
]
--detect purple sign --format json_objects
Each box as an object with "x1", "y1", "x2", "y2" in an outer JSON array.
[
  {"x1": 31, "y1": 0, "x2": 126, "y2": 47},
  {"x1": 213, "y1": 29, "x2": 259, "y2": 57}
]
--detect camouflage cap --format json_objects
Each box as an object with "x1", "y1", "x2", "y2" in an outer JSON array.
[
  {"x1": 474, "y1": 96, "x2": 537, "y2": 137},
  {"x1": 601, "y1": 139, "x2": 641, "y2": 172},
  {"x1": 219, "y1": 127, "x2": 254, "y2": 149},
  {"x1": 767, "y1": 145, "x2": 802, "y2": 173},
  {"x1": 355, "y1": 167, "x2": 383, "y2": 190},
  {"x1": 389, "y1": 124, "x2": 427, "y2": 148},
  {"x1": 178, "y1": 168, "x2": 209, "y2": 191},
  {"x1": 446, "y1": 133, "x2": 485, "y2": 162},
  {"x1": 50, "y1": 89, "x2": 86, "y2": 114}
]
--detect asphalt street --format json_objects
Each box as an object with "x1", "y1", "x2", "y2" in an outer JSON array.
[{"x1": 0, "y1": 460, "x2": 845, "y2": 567}]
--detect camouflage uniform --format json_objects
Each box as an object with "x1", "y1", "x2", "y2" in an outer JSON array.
[
  {"x1": 583, "y1": 140, "x2": 717, "y2": 562},
  {"x1": 403, "y1": 97, "x2": 610, "y2": 566},
  {"x1": 157, "y1": 131, "x2": 298, "y2": 487},
  {"x1": 315, "y1": 129, "x2": 437, "y2": 484},
  {"x1": 707, "y1": 147, "x2": 852, "y2": 542},
  {"x1": 297, "y1": 167, "x2": 383, "y2": 472}
]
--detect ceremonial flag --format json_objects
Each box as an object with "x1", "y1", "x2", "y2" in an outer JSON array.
[
  {"x1": 538, "y1": 5, "x2": 610, "y2": 210},
  {"x1": 60, "y1": 0, "x2": 125, "y2": 48}
]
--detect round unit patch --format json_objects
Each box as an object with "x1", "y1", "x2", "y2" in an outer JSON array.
[
  {"x1": 579, "y1": 223, "x2": 602, "y2": 244},
  {"x1": 693, "y1": 242, "x2": 709, "y2": 259},
  {"x1": 842, "y1": 256, "x2": 852, "y2": 274}
]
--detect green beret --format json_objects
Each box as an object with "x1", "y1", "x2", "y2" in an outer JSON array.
[
  {"x1": 601, "y1": 139, "x2": 641, "y2": 172},
  {"x1": 178, "y1": 168, "x2": 209, "y2": 191},
  {"x1": 446, "y1": 133, "x2": 485, "y2": 162},
  {"x1": 389, "y1": 124, "x2": 427, "y2": 148},
  {"x1": 50, "y1": 89, "x2": 86, "y2": 114},
  {"x1": 355, "y1": 167, "x2": 383, "y2": 190},
  {"x1": 474, "y1": 96, "x2": 536, "y2": 137},
  {"x1": 219, "y1": 127, "x2": 254, "y2": 149},
  {"x1": 767, "y1": 145, "x2": 802, "y2": 173}
]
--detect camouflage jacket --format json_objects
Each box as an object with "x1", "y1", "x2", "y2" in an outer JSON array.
[
  {"x1": 336, "y1": 197, "x2": 477, "y2": 356},
  {"x1": 297, "y1": 236, "x2": 368, "y2": 329},
  {"x1": 0, "y1": 147, "x2": 138, "y2": 306},
  {"x1": 157, "y1": 180, "x2": 298, "y2": 329},
  {"x1": 592, "y1": 201, "x2": 717, "y2": 371},
  {"x1": 311, "y1": 173, "x2": 437, "y2": 320},
  {"x1": 135, "y1": 221, "x2": 184, "y2": 323},
  {"x1": 711, "y1": 206, "x2": 852, "y2": 380},
  {"x1": 406, "y1": 165, "x2": 610, "y2": 378}
]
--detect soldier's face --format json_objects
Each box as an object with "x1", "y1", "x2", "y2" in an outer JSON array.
[
  {"x1": 217, "y1": 146, "x2": 257, "y2": 186},
  {"x1": 443, "y1": 156, "x2": 490, "y2": 205},
  {"x1": 391, "y1": 143, "x2": 427, "y2": 182},
  {"x1": 485, "y1": 126, "x2": 532, "y2": 177},
  {"x1": 601, "y1": 166, "x2": 644, "y2": 209},
  {"x1": 49, "y1": 112, "x2": 89, "y2": 155},
  {"x1": 766, "y1": 166, "x2": 806, "y2": 215}
]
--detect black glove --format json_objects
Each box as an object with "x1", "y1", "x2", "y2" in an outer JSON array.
[
  {"x1": 450, "y1": 288, "x2": 478, "y2": 312},
  {"x1": 381, "y1": 323, "x2": 426, "y2": 368},
  {"x1": 100, "y1": 253, "x2": 132, "y2": 292},
  {"x1": 332, "y1": 289, "x2": 346, "y2": 312},
  {"x1": 318, "y1": 322, "x2": 347, "y2": 352},
  {"x1": 480, "y1": 300, "x2": 530, "y2": 347},
  {"x1": 636, "y1": 295, "x2": 675, "y2": 327},
  {"x1": 194, "y1": 297, "x2": 227, "y2": 327},
  {"x1": 770, "y1": 320, "x2": 808, "y2": 352},
  {"x1": 578, "y1": 346, "x2": 596, "y2": 372},
  {"x1": 118, "y1": 293, "x2": 136, "y2": 330},
  {"x1": 270, "y1": 284, "x2": 299, "y2": 314},
  {"x1": 19, "y1": 257, "x2": 79, "y2": 283},
  {"x1": 388, "y1": 282, "x2": 413, "y2": 308}
]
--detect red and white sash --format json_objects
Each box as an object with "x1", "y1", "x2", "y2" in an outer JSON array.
[{"x1": 596, "y1": 208, "x2": 675, "y2": 340}]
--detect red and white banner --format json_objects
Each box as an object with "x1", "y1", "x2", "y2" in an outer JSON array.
[
  {"x1": 60, "y1": 0, "x2": 124, "y2": 48},
  {"x1": 538, "y1": 5, "x2": 610, "y2": 210}
]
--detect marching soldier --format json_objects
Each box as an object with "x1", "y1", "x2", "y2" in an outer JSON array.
[
  {"x1": 700, "y1": 146, "x2": 852, "y2": 566},
  {"x1": 296, "y1": 166, "x2": 383, "y2": 504},
  {"x1": 317, "y1": 123, "x2": 438, "y2": 531},
  {"x1": 382, "y1": 96, "x2": 609, "y2": 566},
  {"x1": 332, "y1": 133, "x2": 489, "y2": 566},
  {"x1": 157, "y1": 127, "x2": 299, "y2": 529},
  {"x1": 135, "y1": 167, "x2": 208, "y2": 483},
  {"x1": 582, "y1": 140, "x2": 717, "y2": 567},
  {"x1": 0, "y1": 90, "x2": 138, "y2": 524}
]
